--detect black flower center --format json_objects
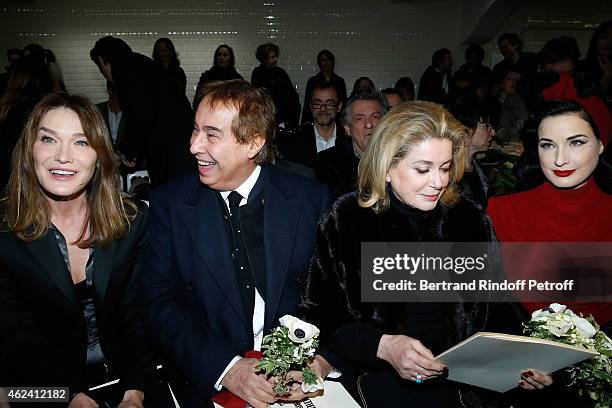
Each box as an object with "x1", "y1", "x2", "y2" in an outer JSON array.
[{"x1": 294, "y1": 329, "x2": 306, "y2": 339}]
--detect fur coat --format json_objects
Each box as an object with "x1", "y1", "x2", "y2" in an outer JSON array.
[{"x1": 300, "y1": 192, "x2": 510, "y2": 406}]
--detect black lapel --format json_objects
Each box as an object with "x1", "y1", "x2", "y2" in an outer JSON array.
[
  {"x1": 307, "y1": 126, "x2": 318, "y2": 158},
  {"x1": 178, "y1": 183, "x2": 251, "y2": 330},
  {"x1": 26, "y1": 233, "x2": 77, "y2": 305},
  {"x1": 116, "y1": 115, "x2": 127, "y2": 149},
  {"x1": 263, "y1": 167, "x2": 300, "y2": 330},
  {"x1": 93, "y1": 242, "x2": 117, "y2": 304}
]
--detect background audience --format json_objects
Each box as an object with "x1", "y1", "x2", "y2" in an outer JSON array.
[
  {"x1": 251, "y1": 42, "x2": 301, "y2": 129},
  {"x1": 0, "y1": 24, "x2": 611, "y2": 407},
  {"x1": 194, "y1": 44, "x2": 243, "y2": 108},
  {"x1": 301, "y1": 49, "x2": 347, "y2": 124},
  {"x1": 152, "y1": 37, "x2": 187, "y2": 95}
]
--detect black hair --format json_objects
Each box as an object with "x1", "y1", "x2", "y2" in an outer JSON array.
[
  {"x1": 432, "y1": 48, "x2": 451, "y2": 66},
  {"x1": 311, "y1": 80, "x2": 339, "y2": 96},
  {"x1": 90, "y1": 36, "x2": 132, "y2": 67},
  {"x1": 516, "y1": 100, "x2": 611, "y2": 193},
  {"x1": 394, "y1": 77, "x2": 415, "y2": 100},
  {"x1": 497, "y1": 33, "x2": 522, "y2": 50},
  {"x1": 44, "y1": 49, "x2": 57, "y2": 64},
  {"x1": 381, "y1": 88, "x2": 402, "y2": 97},
  {"x1": 317, "y1": 49, "x2": 335, "y2": 69},
  {"x1": 465, "y1": 44, "x2": 485, "y2": 62},
  {"x1": 255, "y1": 43, "x2": 279, "y2": 64},
  {"x1": 585, "y1": 21, "x2": 612, "y2": 61},
  {"x1": 538, "y1": 36, "x2": 581, "y2": 66},
  {"x1": 450, "y1": 103, "x2": 492, "y2": 130},
  {"x1": 153, "y1": 37, "x2": 181, "y2": 68},
  {"x1": 23, "y1": 44, "x2": 46, "y2": 63},
  {"x1": 351, "y1": 76, "x2": 375, "y2": 94},
  {"x1": 213, "y1": 44, "x2": 236, "y2": 69}
]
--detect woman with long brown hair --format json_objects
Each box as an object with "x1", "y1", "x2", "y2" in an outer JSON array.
[{"x1": 0, "y1": 93, "x2": 159, "y2": 407}]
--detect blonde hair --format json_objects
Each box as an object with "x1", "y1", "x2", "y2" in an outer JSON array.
[
  {"x1": 4, "y1": 93, "x2": 137, "y2": 248},
  {"x1": 358, "y1": 101, "x2": 468, "y2": 213}
]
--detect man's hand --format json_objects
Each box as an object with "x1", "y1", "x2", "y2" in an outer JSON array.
[
  {"x1": 117, "y1": 389, "x2": 144, "y2": 408},
  {"x1": 68, "y1": 393, "x2": 98, "y2": 408},
  {"x1": 376, "y1": 334, "x2": 447, "y2": 382},
  {"x1": 276, "y1": 355, "x2": 332, "y2": 402},
  {"x1": 221, "y1": 357, "x2": 277, "y2": 408}
]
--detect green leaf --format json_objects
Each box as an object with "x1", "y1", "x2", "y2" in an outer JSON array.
[{"x1": 302, "y1": 368, "x2": 317, "y2": 385}]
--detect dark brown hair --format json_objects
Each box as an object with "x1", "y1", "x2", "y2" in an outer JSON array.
[{"x1": 255, "y1": 43, "x2": 279, "y2": 64}]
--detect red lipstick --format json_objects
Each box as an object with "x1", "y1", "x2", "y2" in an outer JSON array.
[{"x1": 553, "y1": 169, "x2": 576, "y2": 177}]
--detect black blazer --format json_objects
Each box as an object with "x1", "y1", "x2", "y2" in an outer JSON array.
[
  {"x1": 111, "y1": 52, "x2": 194, "y2": 186},
  {"x1": 96, "y1": 101, "x2": 127, "y2": 150},
  {"x1": 276, "y1": 123, "x2": 348, "y2": 169},
  {"x1": 141, "y1": 165, "x2": 329, "y2": 405},
  {"x1": 0, "y1": 202, "x2": 154, "y2": 395},
  {"x1": 418, "y1": 65, "x2": 451, "y2": 105},
  {"x1": 316, "y1": 138, "x2": 360, "y2": 199}
]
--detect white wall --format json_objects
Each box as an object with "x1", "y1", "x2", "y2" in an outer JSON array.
[
  {"x1": 1, "y1": 0, "x2": 608, "y2": 107},
  {"x1": 0, "y1": 0, "x2": 463, "y2": 105},
  {"x1": 483, "y1": 0, "x2": 609, "y2": 67}
]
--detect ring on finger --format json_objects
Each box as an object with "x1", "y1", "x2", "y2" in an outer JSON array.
[{"x1": 415, "y1": 373, "x2": 423, "y2": 384}]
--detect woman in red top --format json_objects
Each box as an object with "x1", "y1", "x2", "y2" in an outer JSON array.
[{"x1": 488, "y1": 99, "x2": 612, "y2": 396}]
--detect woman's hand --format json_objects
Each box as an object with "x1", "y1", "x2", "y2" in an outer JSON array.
[
  {"x1": 518, "y1": 369, "x2": 553, "y2": 390},
  {"x1": 68, "y1": 393, "x2": 98, "y2": 408},
  {"x1": 117, "y1": 389, "x2": 144, "y2": 408},
  {"x1": 376, "y1": 334, "x2": 447, "y2": 382}
]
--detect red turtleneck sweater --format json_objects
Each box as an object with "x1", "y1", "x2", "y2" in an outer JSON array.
[{"x1": 488, "y1": 179, "x2": 612, "y2": 324}]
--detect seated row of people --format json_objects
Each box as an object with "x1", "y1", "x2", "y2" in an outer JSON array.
[{"x1": 1, "y1": 79, "x2": 610, "y2": 407}]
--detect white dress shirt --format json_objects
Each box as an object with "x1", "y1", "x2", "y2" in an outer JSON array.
[
  {"x1": 313, "y1": 123, "x2": 337, "y2": 153},
  {"x1": 106, "y1": 106, "x2": 122, "y2": 145},
  {"x1": 215, "y1": 165, "x2": 265, "y2": 390}
]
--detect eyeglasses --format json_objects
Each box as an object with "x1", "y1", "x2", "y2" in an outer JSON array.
[
  {"x1": 477, "y1": 122, "x2": 492, "y2": 131},
  {"x1": 311, "y1": 100, "x2": 338, "y2": 110}
]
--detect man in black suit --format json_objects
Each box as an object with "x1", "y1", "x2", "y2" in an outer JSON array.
[
  {"x1": 96, "y1": 80, "x2": 127, "y2": 150},
  {"x1": 90, "y1": 36, "x2": 193, "y2": 186},
  {"x1": 141, "y1": 80, "x2": 331, "y2": 407},
  {"x1": 492, "y1": 33, "x2": 538, "y2": 108},
  {"x1": 317, "y1": 90, "x2": 388, "y2": 197},
  {"x1": 277, "y1": 83, "x2": 347, "y2": 168},
  {"x1": 418, "y1": 48, "x2": 454, "y2": 105}
]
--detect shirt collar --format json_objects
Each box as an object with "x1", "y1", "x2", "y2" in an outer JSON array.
[
  {"x1": 220, "y1": 165, "x2": 261, "y2": 206},
  {"x1": 313, "y1": 123, "x2": 337, "y2": 141}
]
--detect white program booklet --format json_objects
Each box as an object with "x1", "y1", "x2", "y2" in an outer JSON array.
[
  {"x1": 213, "y1": 381, "x2": 359, "y2": 408},
  {"x1": 435, "y1": 332, "x2": 598, "y2": 392}
]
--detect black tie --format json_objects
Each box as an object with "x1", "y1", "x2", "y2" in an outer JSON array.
[
  {"x1": 228, "y1": 191, "x2": 242, "y2": 217},
  {"x1": 227, "y1": 191, "x2": 256, "y2": 316}
]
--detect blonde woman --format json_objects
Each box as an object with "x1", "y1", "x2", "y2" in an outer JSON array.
[{"x1": 300, "y1": 101, "x2": 496, "y2": 406}]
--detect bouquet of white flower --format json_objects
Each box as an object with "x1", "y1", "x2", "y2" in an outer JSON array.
[
  {"x1": 523, "y1": 303, "x2": 612, "y2": 408},
  {"x1": 256, "y1": 315, "x2": 324, "y2": 396}
]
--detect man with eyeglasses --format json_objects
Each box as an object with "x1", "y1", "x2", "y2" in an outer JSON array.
[{"x1": 276, "y1": 83, "x2": 347, "y2": 168}]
